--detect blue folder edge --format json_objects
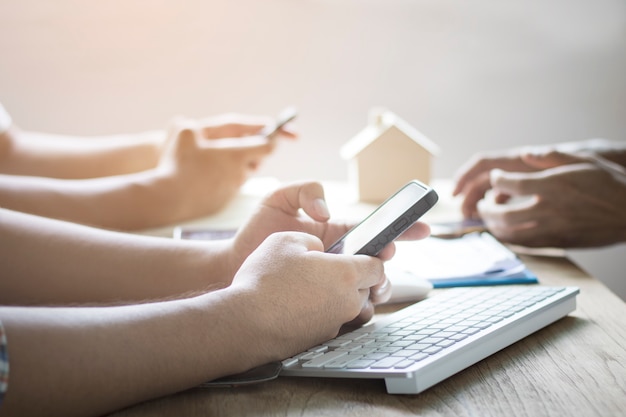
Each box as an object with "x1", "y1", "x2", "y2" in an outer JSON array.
[{"x1": 429, "y1": 268, "x2": 539, "y2": 288}]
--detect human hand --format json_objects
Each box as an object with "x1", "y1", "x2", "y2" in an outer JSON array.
[
  {"x1": 225, "y1": 181, "x2": 430, "y2": 324},
  {"x1": 452, "y1": 147, "x2": 554, "y2": 219},
  {"x1": 477, "y1": 151, "x2": 626, "y2": 248},
  {"x1": 173, "y1": 112, "x2": 297, "y2": 148},
  {"x1": 227, "y1": 230, "x2": 392, "y2": 358},
  {"x1": 452, "y1": 139, "x2": 624, "y2": 219},
  {"x1": 156, "y1": 114, "x2": 297, "y2": 220},
  {"x1": 227, "y1": 181, "x2": 431, "y2": 277}
]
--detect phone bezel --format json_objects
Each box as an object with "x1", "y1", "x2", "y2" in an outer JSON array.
[{"x1": 325, "y1": 180, "x2": 438, "y2": 256}]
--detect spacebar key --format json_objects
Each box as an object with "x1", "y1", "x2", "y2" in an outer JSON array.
[{"x1": 301, "y1": 351, "x2": 348, "y2": 368}]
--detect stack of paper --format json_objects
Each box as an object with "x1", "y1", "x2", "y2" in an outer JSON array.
[{"x1": 387, "y1": 232, "x2": 538, "y2": 288}]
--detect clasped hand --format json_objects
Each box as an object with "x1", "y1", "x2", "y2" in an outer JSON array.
[{"x1": 454, "y1": 144, "x2": 626, "y2": 248}]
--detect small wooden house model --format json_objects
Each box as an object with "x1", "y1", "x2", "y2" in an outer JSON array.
[{"x1": 341, "y1": 108, "x2": 439, "y2": 203}]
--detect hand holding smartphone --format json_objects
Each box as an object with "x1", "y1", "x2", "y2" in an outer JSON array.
[
  {"x1": 326, "y1": 180, "x2": 438, "y2": 256},
  {"x1": 260, "y1": 106, "x2": 297, "y2": 138}
]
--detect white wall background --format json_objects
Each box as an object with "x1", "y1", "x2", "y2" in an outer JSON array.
[{"x1": 1, "y1": 0, "x2": 625, "y2": 298}]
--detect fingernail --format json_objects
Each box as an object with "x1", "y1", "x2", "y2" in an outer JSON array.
[{"x1": 314, "y1": 198, "x2": 330, "y2": 219}]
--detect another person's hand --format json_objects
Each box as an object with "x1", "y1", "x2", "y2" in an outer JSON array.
[
  {"x1": 452, "y1": 139, "x2": 621, "y2": 219},
  {"x1": 157, "y1": 114, "x2": 296, "y2": 220},
  {"x1": 476, "y1": 151, "x2": 626, "y2": 248},
  {"x1": 179, "y1": 112, "x2": 297, "y2": 145},
  {"x1": 452, "y1": 148, "x2": 539, "y2": 219}
]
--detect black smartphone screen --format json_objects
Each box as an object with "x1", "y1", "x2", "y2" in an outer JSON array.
[{"x1": 325, "y1": 180, "x2": 438, "y2": 256}]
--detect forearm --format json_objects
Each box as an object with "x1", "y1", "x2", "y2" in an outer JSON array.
[
  {"x1": 0, "y1": 208, "x2": 234, "y2": 305},
  {"x1": 0, "y1": 290, "x2": 273, "y2": 417},
  {"x1": 0, "y1": 128, "x2": 165, "y2": 178},
  {"x1": 0, "y1": 168, "x2": 190, "y2": 230}
]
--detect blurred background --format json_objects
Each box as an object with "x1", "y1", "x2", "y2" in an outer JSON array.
[{"x1": 1, "y1": 0, "x2": 625, "y2": 298}]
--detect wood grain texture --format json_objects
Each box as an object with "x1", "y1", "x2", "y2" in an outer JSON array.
[{"x1": 110, "y1": 255, "x2": 626, "y2": 417}]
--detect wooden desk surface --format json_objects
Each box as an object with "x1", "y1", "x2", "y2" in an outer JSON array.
[{"x1": 123, "y1": 180, "x2": 626, "y2": 417}]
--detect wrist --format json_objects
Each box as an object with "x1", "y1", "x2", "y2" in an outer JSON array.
[
  {"x1": 185, "y1": 239, "x2": 235, "y2": 292},
  {"x1": 137, "y1": 130, "x2": 168, "y2": 165},
  {"x1": 194, "y1": 287, "x2": 286, "y2": 375},
  {"x1": 145, "y1": 165, "x2": 215, "y2": 225},
  {"x1": 222, "y1": 239, "x2": 246, "y2": 285},
  {"x1": 122, "y1": 167, "x2": 190, "y2": 229}
]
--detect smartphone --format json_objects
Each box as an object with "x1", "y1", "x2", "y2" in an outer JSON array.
[
  {"x1": 326, "y1": 180, "x2": 438, "y2": 256},
  {"x1": 260, "y1": 106, "x2": 297, "y2": 137}
]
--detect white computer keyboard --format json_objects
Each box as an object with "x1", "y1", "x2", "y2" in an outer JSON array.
[{"x1": 280, "y1": 285, "x2": 579, "y2": 394}]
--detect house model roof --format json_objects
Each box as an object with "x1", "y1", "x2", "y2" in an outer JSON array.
[{"x1": 340, "y1": 108, "x2": 440, "y2": 160}]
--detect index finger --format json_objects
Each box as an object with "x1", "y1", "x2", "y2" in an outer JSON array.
[
  {"x1": 329, "y1": 252, "x2": 386, "y2": 290},
  {"x1": 453, "y1": 151, "x2": 534, "y2": 196},
  {"x1": 198, "y1": 114, "x2": 271, "y2": 138},
  {"x1": 395, "y1": 221, "x2": 431, "y2": 241}
]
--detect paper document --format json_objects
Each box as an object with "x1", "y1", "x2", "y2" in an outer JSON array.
[{"x1": 387, "y1": 233, "x2": 538, "y2": 288}]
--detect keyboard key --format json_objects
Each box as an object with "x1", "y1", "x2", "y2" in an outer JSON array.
[
  {"x1": 371, "y1": 357, "x2": 405, "y2": 369},
  {"x1": 282, "y1": 357, "x2": 299, "y2": 367},
  {"x1": 437, "y1": 339, "x2": 456, "y2": 348},
  {"x1": 446, "y1": 325, "x2": 469, "y2": 332},
  {"x1": 376, "y1": 336, "x2": 403, "y2": 343},
  {"x1": 423, "y1": 346, "x2": 443, "y2": 355},
  {"x1": 431, "y1": 331, "x2": 457, "y2": 338},
  {"x1": 409, "y1": 352, "x2": 429, "y2": 361},
  {"x1": 377, "y1": 346, "x2": 403, "y2": 354},
  {"x1": 404, "y1": 334, "x2": 429, "y2": 341},
  {"x1": 393, "y1": 350, "x2": 416, "y2": 357},
  {"x1": 414, "y1": 328, "x2": 439, "y2": 335},
  {"x1": 449, "y1": 333, "x2": 468, "y2": 342},
  {"x1": 301, "y1": 351, "x2": 348, "y2": 368},
  {"x1": 363, "y1": 352, "x2": 390, "y2": 361},
  {"x1": 426, "y1": 323, "x2": 450, "y2": 330},
  {"x1": 307, "y1": 345, "x2": 329, "y2": 353},
  {"x1": 390, "y1": 340, "x2": 415, "y2": 348},
  {"x1": 299, "y1": 351, "x2": 324, "y2": 361},
  {"x1": 391, "y1": 330, "x2": 414, "y2": 337},
  {"x1": 349, "y1": 347, "x2": 378, "y2": 356},
  {"x1": 335, "y1": 342, "x2": 366, "y2": 352},
  {"x1": 420, "y1": 337, "x2": 445, "y2": 344},
  {"x1": 368, "y1": 342, "x2": 393, "y2": 349},
  {"x1": 346, "y1": 359, "x2": 377, "y2": 369},
  {"x1": 325, "y1": 355, "x2": 363, "y2": 369},
  {"x1": 323, "y1": 339, "x2": 352, "y2": 348},
  {"x1": 406, "y1": 343, "x2": 432, "y2": 351},
  {"x1": 393, "y1": 359, "x2": 416, "y2": 369}
]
